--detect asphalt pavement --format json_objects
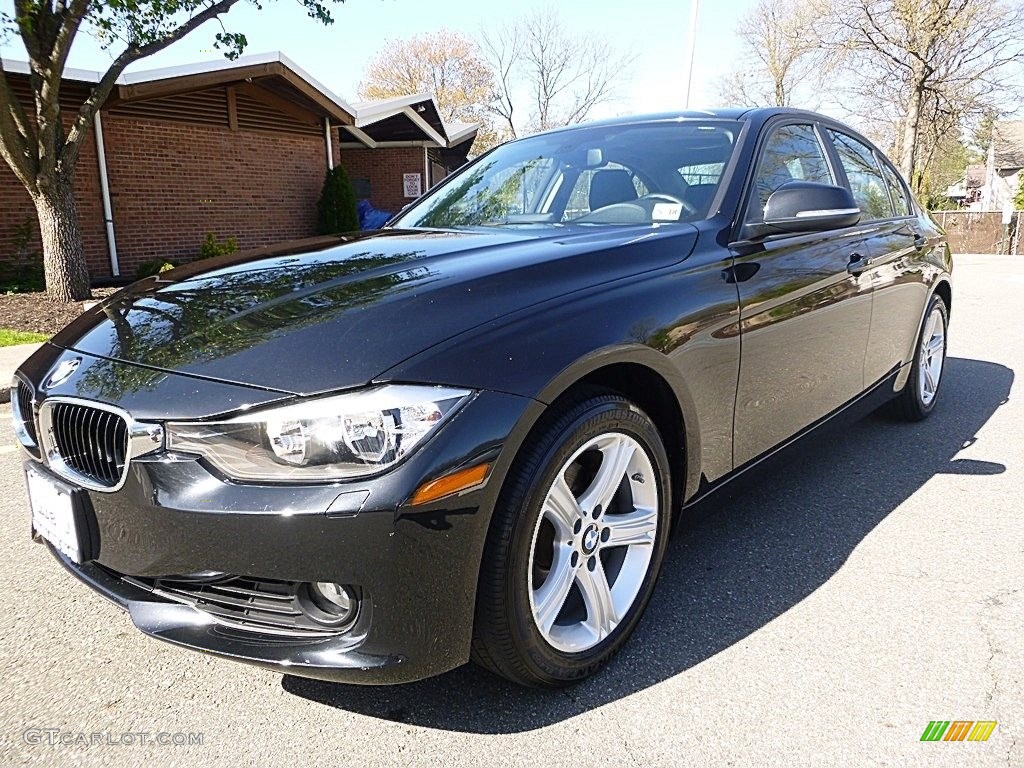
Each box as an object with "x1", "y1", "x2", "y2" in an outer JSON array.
[{"x1": 0, "y1": 255, "x2": 1020, "y2": 767}]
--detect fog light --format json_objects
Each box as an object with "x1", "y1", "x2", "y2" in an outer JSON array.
[
  {"x1": 314, "y1": 582, "x2": 354, "y2": 611},
  {"x1": 299, "y1": 582, "x2": 359, "y2": 628}
]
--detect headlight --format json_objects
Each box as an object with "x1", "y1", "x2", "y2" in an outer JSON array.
[{"x1": 165, "y1": 385, "x2": 472, "y2": 481}]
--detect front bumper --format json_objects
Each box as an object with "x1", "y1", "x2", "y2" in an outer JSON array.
[
  {"x1": 49, "y1": 548, "x2": 407, "y2": 681},
  {"x1": 18, "y1": 347, "x2": 541, "y2": 684}
]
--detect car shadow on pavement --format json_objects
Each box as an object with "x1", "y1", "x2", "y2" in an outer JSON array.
[{"x1": 282, "y1": 356, "x2": 1013, "y2": 733}]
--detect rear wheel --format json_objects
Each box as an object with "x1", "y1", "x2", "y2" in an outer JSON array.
[
  {"x1": 472, "y1": 393, "x2": 671, "y2": 687},
  {"x1": 887, "y1": 293, "x2": 948, "y2": 421}
]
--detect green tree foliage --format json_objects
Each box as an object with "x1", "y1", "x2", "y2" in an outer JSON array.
[
  {"x1": 917, "y1": 134, "x2": 970, "y2": 210},
  {"x1": 316, "y1": 166, "x2": 360, "y2": 234}
]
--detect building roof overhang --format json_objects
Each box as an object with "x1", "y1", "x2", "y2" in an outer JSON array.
[{"x1": 2, "y1": 51, "x2": 479, "y2": 148}]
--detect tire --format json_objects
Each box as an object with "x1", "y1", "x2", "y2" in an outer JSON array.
[
  {"x1": 471, "y1": 392, "x2": 672, "y2": 687},
  {"x1": 886, "y1": 293, "x2": 948, "y2": 421}
]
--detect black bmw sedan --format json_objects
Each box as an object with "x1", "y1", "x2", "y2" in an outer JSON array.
[{"x1": 13, "y1": 108, "x2": 951, "y2": 687}]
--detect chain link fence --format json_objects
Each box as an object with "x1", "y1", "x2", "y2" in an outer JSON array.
[{"x1": 931, "y1": 210, "x2": 1022, "y2": 255}]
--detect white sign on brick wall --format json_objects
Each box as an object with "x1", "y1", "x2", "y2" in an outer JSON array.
[{"x1": 403, "y1": 173, "x2": 422, "y2": 198}]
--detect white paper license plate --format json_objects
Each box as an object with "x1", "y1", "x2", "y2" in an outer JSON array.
[{"x1": 26, "y1": 466, "x2": 82, "y2": 563}]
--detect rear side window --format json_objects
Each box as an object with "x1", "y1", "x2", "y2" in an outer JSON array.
[
  {"x1": 880, "y1": 161, "x2": 911, "y2": 216},
  {"x1": 829, "y1": 130, "x2": 893, "y2": 221},
  {"x1": 746, "y1": 124, "x2": 834, "y2": 223}
]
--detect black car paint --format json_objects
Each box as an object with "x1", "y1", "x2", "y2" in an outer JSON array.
[
  {"x1": 17, "y1": 108, "x2": 952, "y2": 684},
  {"x1": 53, "y1": 225, "x2": 700, "y2": 397}
]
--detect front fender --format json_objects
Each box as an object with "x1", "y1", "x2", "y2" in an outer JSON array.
[{"x1": 379, "y1": 253, "x2": 742, "y2": 500}]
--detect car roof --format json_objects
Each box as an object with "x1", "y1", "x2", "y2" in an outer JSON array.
[
  {"x1": 534, "y1": 107, "x2": 837, "y2": 134},
  {"x1": 492, "y1": 108, "x2": 896, "y2": 179}
]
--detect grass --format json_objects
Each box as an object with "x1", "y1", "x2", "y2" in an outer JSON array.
[{"x1": 0, "y1": 328, "x2": 49, "y2": 347}]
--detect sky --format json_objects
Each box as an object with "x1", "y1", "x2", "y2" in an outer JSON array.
[{"x1": 0, "y1": 0, "x2": 759, "y2": 115}]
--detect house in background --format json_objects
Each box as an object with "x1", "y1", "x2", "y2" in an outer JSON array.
[
  {"x1": 944, "y1": 164, "x2": 985, "y2": 207},
  {"x1": 0, "y1": 52, "x2": 477, "y2": 282},
  {"x1": 934, "y1": 121, "x2": 1024, "y2": 256},
  {"x1": 979, "y1": 120, "x2": 1024, "y2": 213}
]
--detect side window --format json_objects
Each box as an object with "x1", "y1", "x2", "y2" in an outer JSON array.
[
  {"x1": 746, "y1": 124, "x2": 834, "y2": 223},
  {"x1": 880, "y1": 161, "x2": 911, "y2": 217},
  {"x1": 829, "y1": 130, "x2": 894, "y2": 220}
]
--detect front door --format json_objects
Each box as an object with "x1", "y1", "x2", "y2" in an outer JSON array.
[{"x1": 731, "y1": 122, "x2": 873, "y2": 466}]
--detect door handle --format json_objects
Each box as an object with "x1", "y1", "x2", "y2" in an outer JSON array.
[
  {"x1": 847, "y1": 253, "x2": 873, "y2": 275},
  {"x1": 722, "y1": 262, "x2": 761, "y2": 283}
]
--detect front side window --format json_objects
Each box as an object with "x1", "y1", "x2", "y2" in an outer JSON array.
[
  {"x1": 746, "y1": 124, "x2": 834, "y2": 223},
  {"x1": 392, "y1": 120, "x2": 742, "y2": 229},
  {"x1": 829, "y1": 130, "x2": 893, "y2": 221}
]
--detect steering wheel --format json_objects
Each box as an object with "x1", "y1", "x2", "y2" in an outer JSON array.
[{"x1": 637, "y1": 193, "x2": 698, "y2": 217}]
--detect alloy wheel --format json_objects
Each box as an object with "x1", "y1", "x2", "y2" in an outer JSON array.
[
  {"x1": 918, "y1": 304, "x2": 946, "y2": 406},
  {"x1": 527, "y1": 432, "x2": 659, "y2": 653}
]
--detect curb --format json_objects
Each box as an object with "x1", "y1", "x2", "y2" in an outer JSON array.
[{"x1": 0, "y1": 342, "x2": 45, "y2": 404}]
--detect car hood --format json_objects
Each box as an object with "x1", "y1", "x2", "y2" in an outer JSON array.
[{"x1": 53, "y1": 226, "x2": 698, "y2": 395}]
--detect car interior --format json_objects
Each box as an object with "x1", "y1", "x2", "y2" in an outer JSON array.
[
  {"x1": 561, "y1": 126, "x2": 738, "y2": 224},
  {"x1": 403, "y1": 121, "x2": 741, "y2": 229}
]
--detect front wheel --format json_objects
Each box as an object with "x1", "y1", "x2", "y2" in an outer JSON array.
[
  {"x1": 887, "y1": 293, "x2": 948, "y2": 421},
  {"x1": 471, "y1": 393, "x2": 671, "y2": 687}
]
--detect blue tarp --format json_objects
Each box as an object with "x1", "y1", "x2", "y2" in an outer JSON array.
[{"x1": 358, "y1": 199, "x2": 392, "y2": 230}]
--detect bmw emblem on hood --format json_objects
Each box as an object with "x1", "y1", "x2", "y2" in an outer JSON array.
[{"x1": 44, "y1": 357, "x2": 81, "y2": 389}]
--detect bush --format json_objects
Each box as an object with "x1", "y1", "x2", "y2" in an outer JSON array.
[
  {"x1": 136, "y1": 259, "x2": 177, "y2": 279},
  {"x1": 1, "y1": 218, "x2": 44, "y2": 293},
  {"x1": 316, "y1": 166, "x2": 360, "y2": 234},
  {"x1": 924, "y1": 194, "x2": 957, "y2": 211},
  {"x1": 134, "y1": 234, "x2": 236, "y2": 279},
  {"x1": 199, "y1": 232, "x2": 239, "y2": 260},
  {"x1": 0, "y1": 262, "x2": 45, "y2": 293}
]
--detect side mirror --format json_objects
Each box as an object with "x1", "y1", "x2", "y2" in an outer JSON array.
[{"x1": 755, "y1": 181, "x2": 861, "y2": 237}]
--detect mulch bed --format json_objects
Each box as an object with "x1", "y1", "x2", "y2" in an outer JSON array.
[{"x1": 0, "y1": 288, "x2": 118, "y2": 336}]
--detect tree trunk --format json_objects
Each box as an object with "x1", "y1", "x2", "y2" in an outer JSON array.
[
  {"x1": 33, "y1": 176, "x2": 91, "y2": 302},
  {"x1": 900, "y1": 75, "x2": 925, "y2": 189}
]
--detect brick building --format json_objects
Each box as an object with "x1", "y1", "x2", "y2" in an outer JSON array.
[{"x1": 0, "y1": 52, "x2": 477, "y2": 281}]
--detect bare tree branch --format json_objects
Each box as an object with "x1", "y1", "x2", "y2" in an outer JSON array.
[
  {"x1": 504, "y1": 8, "x2": 633, "y2": 134},
  {"x1": 478, "y1": 23, "x2": 521, "y2": 140},
  {"x1": 822, "y1": 0, "x2": 1024, "y2": 192},
  {"x1": 716, "y1": 0, "x2": 827, "y2": 108}
]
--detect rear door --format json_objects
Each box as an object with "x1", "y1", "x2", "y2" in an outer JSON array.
[
  {"x1": 731, "y1": 121, "x2": 874, "y2": 466},
  {"x1": 824, "y1": 129, "x2": 928, "y2": 384}
]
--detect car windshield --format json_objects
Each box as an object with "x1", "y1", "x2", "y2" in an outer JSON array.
[{"x1": 392, "y1": 120, "x2": 742, "y2": 229}]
